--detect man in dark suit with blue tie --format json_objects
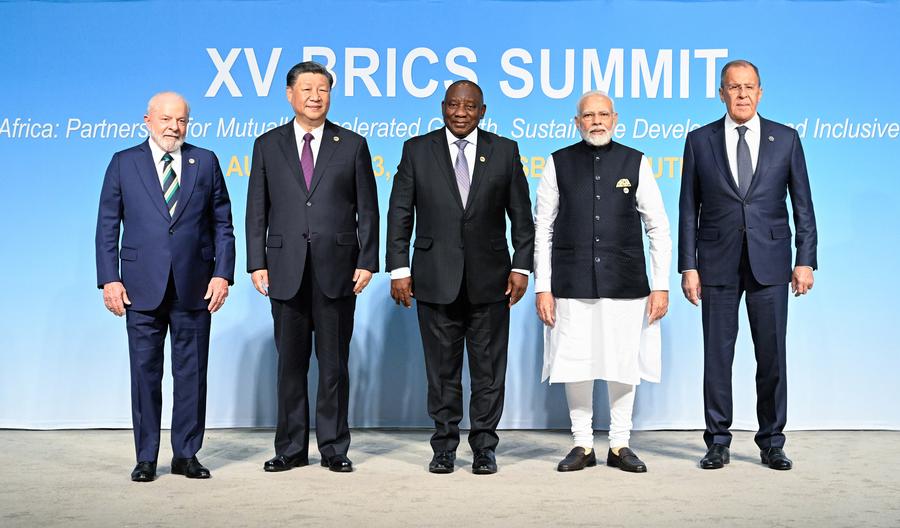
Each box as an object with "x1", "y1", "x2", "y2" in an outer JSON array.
[
  {"x1": 678, "y1": 60, "x2": 817, "y2": 471},
  {"x1": 96, "y1": 92, "x2": 236, "y2": 482},
  {"x1": 246, "y1": 62, "x2": 379, "y2": 473}
]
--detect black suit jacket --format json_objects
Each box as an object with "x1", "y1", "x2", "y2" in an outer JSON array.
[
  {"x1": 246, "y1": 120, "x2": 379, "y2": 300},
  {"x1": 678, "y1": 115, "x2": 817, "y2": 286},
  {"x1": 386, "y1": 128, "x2": 534, "y2": 305}
]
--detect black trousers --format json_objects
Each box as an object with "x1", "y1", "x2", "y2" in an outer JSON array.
[
  {"x1": 125, "y1": 273, "x2": 210, "y2": 463},
  {"x1": 701, "y1": 239, "x2": 789, "y2": 450},
  {"x1": 270, "y1": 253, "x2": 356, "y2": 459},
  {"x1": 416, "y1": 284, "x2": 510, "y2": 453}
]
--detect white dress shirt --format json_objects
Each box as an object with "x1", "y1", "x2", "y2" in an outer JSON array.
[
  {"x1": 147, "y1": 138, "x2": 181, "y2": 190},
  {"x1": 293, "y1": 119, "x2": 325, "y2": 166},
  {"x1": 724, "y1": 112, "x2": 760, "y2": 186},
  {"x1": 390, "y1": 127, "x2": 527, "y2": 279}
]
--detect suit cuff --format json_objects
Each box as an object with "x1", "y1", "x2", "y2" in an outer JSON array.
[{"x1": 390, "y1": 267, "x2": 411, "y2": 280}]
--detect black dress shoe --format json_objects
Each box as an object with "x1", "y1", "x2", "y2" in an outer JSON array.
[
  {"x1": 321, "y1": 454, "x2": 353, "y2": 473},
  {"x1": 606, "y1": 447, "x2": 647, "y2": 473},
  {"x1": 557, "y1": 447, "x2": 597, "y2": 472},
  {"x1": 428, "y1": 451, "x2": 456, "y2": 474},
  {"x1": 131, "y1": 461, "x2": 157, "y2": 482},
  {"x1": 760, "y1": 447, "x2": 793, "y2": 470},
  {"x1": 700, "y1": 444, "x2": 730, "y2": 470},
  {"x1": 264, "y1": 454, "x2": 309, "y2": 472},
  {"x1": 171, "y1": 456, "x2": 211, "y2": 479},
  {"x1": 472, "y1": 449, "x2": 497, "y2": 475}
]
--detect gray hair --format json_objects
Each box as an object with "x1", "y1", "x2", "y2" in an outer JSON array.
[
  {"x1": 146, "y1": 92, "x2": 190, "y2": 116},
  {"x1": 719, "y1": 59, "x2": 761, "y2": 89},
  {"x1": 576, "y1": 90, "x2": 615, "y2": 117}
]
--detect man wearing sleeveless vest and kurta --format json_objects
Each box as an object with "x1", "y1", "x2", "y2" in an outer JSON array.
[{"x1": 534, "y1": 91, "x2": 672, "y2": 473}]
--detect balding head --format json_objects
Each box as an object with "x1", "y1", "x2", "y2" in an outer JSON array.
[{"x1": 144, "y1": 92, "x2": 190, "y2": 152}]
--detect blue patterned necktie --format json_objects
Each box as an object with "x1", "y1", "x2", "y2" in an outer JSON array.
[
  {"x1": 736, "y1": 125, "x2": 753, "y2": 196},
  {"x1": 161, "y1": 152, "x2": 180, "y2": 217},
  {"x1": 454, "y1": 139, "x2": 470, "y2": 206}
]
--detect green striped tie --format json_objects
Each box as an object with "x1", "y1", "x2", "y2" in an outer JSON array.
[{"x1": 161, "y1": 152, "x2": 180, "y2": 217}]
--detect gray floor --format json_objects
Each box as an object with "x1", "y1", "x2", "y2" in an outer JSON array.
[{"x1": 1, "y1": 429, "x2": 898, "y2": 527}]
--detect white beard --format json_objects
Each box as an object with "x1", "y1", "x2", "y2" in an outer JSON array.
[
  {"x1": 581, "y1": 129, "x2": 611, "y2": 147},
  {"x1": 150, "y1": 130, "x2": 185, "y2": 152}
]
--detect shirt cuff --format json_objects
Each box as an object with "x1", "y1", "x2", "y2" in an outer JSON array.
[
  {"x1": 511, "y1": 268, "x2": 529, "y2": 276},
  {"x1": 389, "y1": 267, "x2": 411, "y2": 280}
]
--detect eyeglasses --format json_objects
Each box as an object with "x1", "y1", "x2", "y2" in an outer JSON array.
[
  {"x1": 580, "y1": 111, "x2": 614, "y2": 121},
  {"x1": 724, "y1": 83, "x2": 758, "y2": 94}
]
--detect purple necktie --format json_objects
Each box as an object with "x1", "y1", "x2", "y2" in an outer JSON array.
[
  {"x1": 454, "y1": 139, "x2": 470, "y2": 206},
  {"x1": 301, "y1": 132, "x2": 314, "y2": 189}
]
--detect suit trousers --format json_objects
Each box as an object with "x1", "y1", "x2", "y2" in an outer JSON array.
[
  {"x1": 701, "y1": 238, "x2": 788, "y2": 450},
  {"x1": 416, "y1": 283, "x2": 510, "y2": 453},
  {"x1": 125, "y1": 273, "x2": 211, "y2": 463},
  {"x1": 270, "y1": 250, "x2": 356, "y2": 460}
]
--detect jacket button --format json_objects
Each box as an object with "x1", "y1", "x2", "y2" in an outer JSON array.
[
  {"x1": 595, "y1": 237, "x2": 600, "y2": 242},
  {"x1": 738, "y1": 226, "x2": 745, "y2": 232},
  {"x1": 594, "y1": 215, "x2": 600, "y2": 221},
  {"x1": 306, "y1": 202, "x2": 312, "y2": 207},
  {"x1": 168, "y1": 228, "x2": 174, "y2": 235},
  {"x1": 594, "y1": 257, "x2": 601, "y2": 262},
  {"x1": 594, "y1": 175, "x2": 601, "y2": 180},
  {"x1": 595, "y1": 195, "x2": 601, "y2": 200}
]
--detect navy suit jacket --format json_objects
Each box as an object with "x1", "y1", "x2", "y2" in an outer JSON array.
[
  {"x1": 95, "y1": 141, "x2": 236, "y2": 311},
  {"x1": 245, "y1": 119, "x2": 379, "y2": 300},
  {"x1": 678, "y1": 116, "x2": 817, "y2": 286}
]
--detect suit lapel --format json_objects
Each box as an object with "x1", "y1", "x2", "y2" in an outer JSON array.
[
  {"x1": 135, "y1": 141, "x2": 172, "y2": 222},
  {"x1": 708, "y1": 118, "x2": 742, "y2": 197},
  {"x1": 308, "y1": 120, "x2": 339, "y2": 197},
  {"x1": 748, "y1": 116, "x2": 772, "y2": 197},
  {"x1": 277, "y1": 121, "x2": 308, "y2": 194},
  {"x1": 465, "y1": 129, "x2": 493, "y2": 213},
  {"x1": 170, "y1": 144, "x2": 198, "y2": 225},
  {"x1": 430, "y1": 128, "x2": 464, "y2": 211}
]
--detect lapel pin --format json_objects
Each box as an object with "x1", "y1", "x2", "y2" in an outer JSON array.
[
  {"x1": 768, "y1": 136, "x2": 775, "y2": 142},
  {"x1": 333, "y1": 136, "x2": 340, "y2": 142},
  {"x1": 188, "y1": 158, "x2": 195, "y2": 164},
  {"x1": 479, "y1": 156, "x2": 486, "y2": 162}
]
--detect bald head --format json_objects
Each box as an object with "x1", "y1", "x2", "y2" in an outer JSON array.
[{"x1": 147, "y1": 91, "x2": 190, "y2": 117}]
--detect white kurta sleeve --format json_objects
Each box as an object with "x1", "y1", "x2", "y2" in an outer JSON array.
[
  {"x1": 635, "y1": 156, "x2": 672, "y2": 291},
  {"x1": 533, "y1": 154, "x2": 560, "y2": 293}
]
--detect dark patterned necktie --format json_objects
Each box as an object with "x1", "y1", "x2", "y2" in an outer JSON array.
[
  {"x1": 301, "y1": 132, "x2": 314, "y2": 189},
  {"x1": 736, "y1": 125, "x2": 752, "y2": 196},
  {"x1": 161, "y1": 153, "x2": 179, "y2": 217}
]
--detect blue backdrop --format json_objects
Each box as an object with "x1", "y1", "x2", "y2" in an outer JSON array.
[{"x1": 1, "y1": 0, "x2": 898, "y2": 431}]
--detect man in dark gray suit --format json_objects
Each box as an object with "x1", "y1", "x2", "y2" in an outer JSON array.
[
  {"x1": 386, "y1": 80, "x2": 534, "y2": 475},
  {"x1": 246, "y1": 61, "x2": 379, "y2": 473}
]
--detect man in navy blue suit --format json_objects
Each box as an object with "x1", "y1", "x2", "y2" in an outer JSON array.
[
  {"x1": 96, "y1": 92, "x2": 235, "y2": 482},
  {"x1": 678, "y1": 60, "x2": 817, "y2": 471}
]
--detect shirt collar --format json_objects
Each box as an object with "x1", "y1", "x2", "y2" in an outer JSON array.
[
  {"x1": 293, "y1": 119, "x2": 325, "y2": 142},
  {"x1": 724, "y1": 112, "x2": 760, "y2": 134},
  {"x1": 147, "y1": 137, "x2": 181, "y2": 165},
  {"x1": 445, "y1": 126, "x2": 478, "y2": 147}
]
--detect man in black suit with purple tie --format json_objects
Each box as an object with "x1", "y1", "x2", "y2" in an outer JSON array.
[
  {"x1": 246, "y1": 61, "x2": 379, "y2": 473},
  {"x1": 678, "y1": 60, "x2": 818, "y2": 471}
]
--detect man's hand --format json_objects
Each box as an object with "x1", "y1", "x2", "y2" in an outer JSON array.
[
  {"x1": 391, "y1": 277, "x2": 414, "y2": 308},
  {"x1": 251, "y1": 269, "x2": 269, "y2": 296},
  {"x1": 103, "y1": 281, "x2": 131, "y2": 317},
  {"x1": 506, "y1": 272, "x2": 528, "y2": 308},
  {"x1": 647, "y1": 290, "x2": 669, "y2": 324},
  {"x1": 681, "y1": 270, "x2": 702, "y2": 306},
  {"x1": 791, "y1": 266, "x2": 814, "y2": 297},
  {"x1": 535, "y1": 292, "x2": 556, "y2": 327},
  {"x1": 204, "y1": 277, "x2": 229, "y2": 313},
  {"x1": 353, "y1": 269, "x2": 373, "y2": 295}
]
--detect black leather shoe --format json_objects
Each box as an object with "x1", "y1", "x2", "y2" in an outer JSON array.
[
  {"x1": 472, "y1": 449, "x2": 497, "y2": 475},
  {"x1": 557, "y1": 447, "x2": 597, "y2": 472},
  {"x1": 428, "y1": 451, "x2": 456, "y2": 474},
  {"x1": 321, "y1": 454, "x2": 353, "y2": 473},
  {"x1": 760, "y1": 447, "x2": 793, "y2": 470},
  {"x1": 606, "y1": 447, "x2": 647, "y2": 473},
  {"x1": 171, "y1": 456, "x2": 211, "y2": 479},
  {"x1": 264, "y1": 454, "x2": 309, "y2": 472},
  {"x1": 700, "y1": 444, "x2": 730, "y2": 470},
  {"x1": 131, "y1": 461, "x2": 157, "y2": 482}
]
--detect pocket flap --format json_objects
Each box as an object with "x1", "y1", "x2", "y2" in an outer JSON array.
[
  {"x1": 120, "y1": 247, "x2": 137, "y2": 261},
  {"x1": 771, "y1": 225, "x2": 792, "y2": 239},
  {"x1": 413, "y1": 237, "x2": 433, "y2": 249},
  {"x1": 266, "y1": 235, "x2": 283, "y2": 248},
  {"x1": 336, "y1": 231, "x2": 358, "y2": 246},
  {"x1": 699, "y1": 228, "x2": 719, "y2": 241}
]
